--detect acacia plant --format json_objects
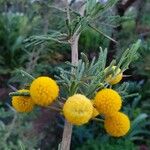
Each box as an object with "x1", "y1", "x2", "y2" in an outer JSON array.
[{"x1": 9, "y1": 0, "x2": 141, "y2": 149}]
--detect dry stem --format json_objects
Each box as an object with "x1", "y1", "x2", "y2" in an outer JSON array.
[{"x1": 60, "y1": 1, "x2": 85, "y2": 150}]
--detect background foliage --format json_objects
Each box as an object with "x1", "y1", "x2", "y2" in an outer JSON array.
[{"x1": 0, "y1": 0, "x2": 150, "y2": 149}]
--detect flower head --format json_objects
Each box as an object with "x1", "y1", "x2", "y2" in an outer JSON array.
[
  {"x1": 30, "y1": 76, "x2": 59, "y2": 106},
  {"x1": 104, "y1": 112, "x2": 130, "y2": 137},
  {"x1": 94, "y1": 88, "x2": 122, "y2": 115},
  {"x1": 105, "y1": 66, "x2": 123, "y2": 85},
  {"x1": 12, "y1": 89, "x2": 34, "y2": 112},
  {"x1": 63, "y1": 94, "x2": 93, "y2": 125}
]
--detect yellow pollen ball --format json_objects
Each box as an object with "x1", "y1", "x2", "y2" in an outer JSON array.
[
  {"x1": 105, "y1": 66, "x2": 123, "y2": 85},
  {"x1": 30, "y1": 76, "x2": 59, "y2": 106},
  {"x1": 104, "y1": 112, "x2": 130, "y2": 137},
  {"x1": 63, "y1": 94, "x2": 93, "y2": 125},
  {"x1": 12, "y1": 89, "x2": 34, "y2": 113},
  {"x1": 94, "y1": 88, "x2": 122, "y2": 115}
]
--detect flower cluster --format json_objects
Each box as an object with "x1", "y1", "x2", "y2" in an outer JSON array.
[
  {"x1": 12, "y1": 76, "x2": 59, "y2": 112},
  {"x1": 11, "y1": 66, "x2": 130, "y2": 137},
  {"x1": 93, "y1": 88, "x2": 130, "y2": 137},
  {"x1": 89, "y1": 66, "x2": 130, "y2": 137}
]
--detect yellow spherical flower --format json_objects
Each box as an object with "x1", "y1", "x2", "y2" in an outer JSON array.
[
  {"x1": 30, "y1": 76, "x2": 59, "y2": 106},
  {"x1": 63, "y1": 94, "x2": 93, "y2": 125},
  {"x1": 105, "y1": 66, "x2": 123, "y2": 85},
  {"x1": 12, "y1": 89, "x2": 34, "y2": 113},
  {"x1": 91, "y1": 100, "x2": 99, "y2": 118},
  {"x1": 104, "y1": 112, "x2": 130, "y2": 137},
  {"x1": 94, "y1": 88, "x2": 122, "y2": 115}
]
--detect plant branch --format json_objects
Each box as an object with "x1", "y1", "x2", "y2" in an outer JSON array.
[
  {"x1": 47, "y1": 106, "x2": 62, "y2": 112},
  {"x1": 92, "y1": 118, "x2": 104, "y2": 123},
  {"x1": 65, "y1": 0, "x2": 71, "y2": 24},
  {"x1": 9, "y1": 92, "x2": 30, "y2": 97},
  {"x1": 88, "y1": 24, "x2": 118, "y2": 43},
  {"x1": 60, "y1": 1, "x2": 85, "y2": 150}
]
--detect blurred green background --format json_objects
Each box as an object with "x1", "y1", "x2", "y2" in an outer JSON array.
[{"x1": 0, "y1": 0, "x2": 150, "y2": 149}]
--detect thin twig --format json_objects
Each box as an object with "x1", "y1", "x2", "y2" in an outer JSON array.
[
  {"x1": 9, "y1": 92, "x2": 30, "y2": 97},
  {"x1": 48, "y1": 5, "x2": 66, "y2": 13},
  {"x1": 65, "y1": 0, "x2": 71, "y2": 24},
  {"x1": 123, "y1": 93, "x2": 139, "y2": 98},
  {"x1": 20, "y1": 70, "x2": 35, "y2": 80},
  {"x1": 88, "y1": 24, "x2": 118, "y2": 43},
  {"x1": 92, "y1": 118, "x2": 104, "y2": 123},
  {"x1": 47, "y1": 106, "x2": 62, "y2": 112},
  {"x1": 56, "y1": 100, "x2": 64, "y2": 107}
]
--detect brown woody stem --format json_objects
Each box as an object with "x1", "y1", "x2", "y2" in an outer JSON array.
[
  {"x1": 60, "y1": 36, "x2": 79, "y2": 150},
  {"x1": 60, "y1": 2, "x2": 85, "y2": 150}
]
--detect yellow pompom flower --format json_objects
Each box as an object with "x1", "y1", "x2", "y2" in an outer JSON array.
[
  {"x1": 12, "y1": 89, "x2": 34, "y2": 112},
  {"x1": 91, "y1": 100, "x2": 99, "y2": 118},
  {"x1": 104, "y1": 112, "x2": 130, "y2": 137},
  {"x1": 105, "y1": 66, "x2": 123, "y2": 85},
  {"x1": 94, "y1": 88, "x2": 122, "y2": 115},
  {"x1": 63, "y1": 94, "x2": 93, "y2": 125},
  {"x1": 30, "y1": 76, "x2": 59, "y2": 106}
]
